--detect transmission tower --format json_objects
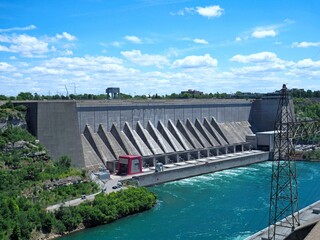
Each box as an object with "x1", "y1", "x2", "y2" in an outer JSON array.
[{"x1": 268, "y1": 84, "x2": 300, "y2": 239}]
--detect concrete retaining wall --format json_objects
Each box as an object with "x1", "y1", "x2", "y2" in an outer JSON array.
[
  {"x1": 23, "y1": 101, "x2": 86, "y2": 167},
  {"x1": 135, "y1": 152, "x2": 269, "y2": 187},
  {"x1": 249, "y1": 97, "x2": 294, "y2": 132}
]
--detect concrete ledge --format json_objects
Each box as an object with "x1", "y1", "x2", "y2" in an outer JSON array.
[{"x1": 134, "y1": 151, "x2": 269, "y2": 187}]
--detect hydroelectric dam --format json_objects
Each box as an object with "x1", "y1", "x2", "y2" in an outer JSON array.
[{"x1": 19, "y1": 95, "x2": 282, "y2": 175}]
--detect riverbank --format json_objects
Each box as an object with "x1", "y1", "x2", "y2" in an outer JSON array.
[
  {"x1": 36, "y1": 187, "x2": 157, "y2": 240},
  {"x1": 35, "y1": 227, "x2": 83, "y2": 240}
]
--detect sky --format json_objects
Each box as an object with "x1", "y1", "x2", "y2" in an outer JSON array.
[{"x1": 0, "y1": 0, "x2": 320, "y2": 96}]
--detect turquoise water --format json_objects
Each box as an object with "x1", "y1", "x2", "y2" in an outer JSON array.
[{"x1": 61, "y1": 161, "x2": 320, "y2": 240}]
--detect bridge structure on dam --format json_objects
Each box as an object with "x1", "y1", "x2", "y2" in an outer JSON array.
[{"x1": 19, "y1": 96, "x2": 283, "y2": 171}]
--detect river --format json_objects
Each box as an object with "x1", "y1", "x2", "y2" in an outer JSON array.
[{"x1": 60, "y1": 161, "x2": 320, "y2": 240}]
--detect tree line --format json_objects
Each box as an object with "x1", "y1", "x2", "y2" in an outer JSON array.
[{"x1": 1, "y1": 88, "x2": 319, "y2": 101}]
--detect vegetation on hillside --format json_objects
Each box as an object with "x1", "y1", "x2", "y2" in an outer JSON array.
[
  {"x1": 304, "y1": 150, "x2": 320, "y2": 161},
  {"x1": 0, "y1": 103, "x2": 157, "y2": 239},
  {"x1": 294, "y1": 98, "x2": 320, "y2": 121},
  {"x1": 0, "y1": 124, "x2": 100, "y2": 239},
  {"x1": 0, "y1": 101, "x2": 27, "y2": 122}
]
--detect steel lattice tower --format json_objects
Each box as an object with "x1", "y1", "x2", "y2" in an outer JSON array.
[{"x1": 268, "y1": 84, "x2": 300, "y2": 239}]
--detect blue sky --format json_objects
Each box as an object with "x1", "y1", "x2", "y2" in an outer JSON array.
[{"x1": 1, "y1": 0, "x2": 320, "y2": 96}]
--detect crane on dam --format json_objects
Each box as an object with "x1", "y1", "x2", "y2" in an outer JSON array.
[{"x1": 268, "y1": 84, "x2": 320, "y2": 239}]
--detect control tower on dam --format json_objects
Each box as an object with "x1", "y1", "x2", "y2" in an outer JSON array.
[{"x1": 20, "y1": 96, "x2": 284, "y2": 170}]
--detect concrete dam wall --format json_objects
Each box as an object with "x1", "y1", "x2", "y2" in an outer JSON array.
[
  {"x1": 20, "y1": 97, "x2": 282, "y2": 169},
  {"x1": 76, "y1": 99, "x2": 253, "y2": 132}
]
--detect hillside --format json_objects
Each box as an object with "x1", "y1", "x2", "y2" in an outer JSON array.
[{"x1": 0, "y1": 103, "x2": 157, "y2": 239}]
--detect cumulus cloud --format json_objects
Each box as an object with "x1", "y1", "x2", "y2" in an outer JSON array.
[
  {"x1": 0, "y1": 34, "x2": 49, "y2": 57},
  {"x1": 196, "y1": 5, "x2": 224, "y2": 18},
  {"x1": 55, "y1": 32, "x2": 77, "y2": 41},
  {"x1": 0, "y1": 62, "x2": 16, "y2": 71},
  {"x1": 42, "y1": 56, "x2": 123, "y2": 71},
  {"x1": 124, "y1": 35, "x2": 142, "y2": 44},
  {"x1": 292, "y1": 41, "x2": 320, "y2": 48},
  {"x1": 0, "y1": 31, "x2": 77, "y2": 58},
  {"x1": 230, "y1": 52, "x2": 278, "y2": 63},
  {"x1": 287, "y1": 59, "x2": 320, "y2": 79},
  {"x1": 172, "y1": 54, "x2": 217, "y2": 68},
  {"x1": 229, "y1": 51, "x2": 292, "y2": 78},
  {"x1": 295, "y1": 59, "x2": 320, "y2": 68},
  {"x1": 252, "y1": 29, "x2": 277, "y2": 38},
  {"x1": 0, "y1": 25, "x2": 36, "y2": 33},
  {"x1": 193, "y1": 38, "x2": 208, "y2": 44},
  {"x1": 171, "y1": 5, "x2": 224, "y2": 19},
  {"x1": 238, "y1": 20, "x2": 294, "y2": 42},
  {"x1": 121, "y1": 49, "x2": 169, "y2": 68}
]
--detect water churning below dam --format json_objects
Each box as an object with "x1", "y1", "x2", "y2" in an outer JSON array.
[{"x1": 60, "y1": 161, "x2": 320, "y2": 240}]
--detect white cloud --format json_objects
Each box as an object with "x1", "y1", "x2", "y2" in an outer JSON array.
[
  {"x1": 231, "y1": 64, "x2": 285, "y2": 75},
  {"x1": 0, "y1": 45, "x2": 10, "y2": 52},
  {"x1": 63, "y1": 50, "x2": 73, "y2": 56},
  {"x1": 121, "y1": 49, "x2": 169, "y2": 68},
  {"x1": 193, "y1": 38, "x2": 208, "y2": 44},
  {"x1": 29, "y1": 66, "x2": 67, "y2": 75},
  {"x1": 0, "y1": 34, "x2": 49, "y2": 57},
  {"x1": 0, "y1": 25, "x2": 36, "y2": 33},
  {"x1": 0, "y1": 62, "x2": 16, "y2": 71},
  {"x1": 42, "y1": 56, "x2": 123, "y2": 71},
  {"x1": 0, "y1": 32, "x2": 77, "y2": 58},
  {"x1": 55, "y1": 32, "x2": 77, "y2": 41},
  {"x1": 252, "y1": 29, "x2": 276, "y2": 38},
  {"x1": 196, "y1": 5, "x2": 224, "y2": 18},
  {"x1": 230, "y1": 52, "x2": 278, "y2": 63},
  {"x1": 287, "y1": 59, "x2": 320, "y2": 79},
  {"x1": 292, "y1": 41, "x2": 320, "y2": 48},
  {"x1": 124, "y1": 35, "x2": 142, "y2": 44},
  {"x1": 235, "y1": 37, "x2": 242, "y2": 42},
  {"x1": 238, "y1": 20, "x2": 293, "y2": 42},
  {"x1": 172, "y1": 54, "x2": 217, "y2": 68},
  {"x1": 170, "y1": 7, "x2": 194, "y2": 16},
  {"x1": 295, "y1": 59, "x2": 320, "y2": 68},
  {"x1": 171, "y1": 5, "x2": 224, "y2": 19},
  {"x1": 111, "y1": 41, "x2": 122, "y2": 47}
]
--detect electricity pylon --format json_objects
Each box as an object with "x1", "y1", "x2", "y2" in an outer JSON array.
[{"x1": 268, "y1": 84, "x2": 300, "y2": 239}]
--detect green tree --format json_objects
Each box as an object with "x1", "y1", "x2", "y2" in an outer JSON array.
[
  {"x1": 78, "y1": 205, "x2": 107, "y2": 227},
  {"x1": 41, "y1": 213, "x2": 55, "y2": 233},
  {"x1": 56, "y1": 155, "x2": 72, "y2": 171},
  {"x1": 55, "y1": 207, "x2": 82, "y2": 232},
  {"x1": 16, "y1": 92, "x2": 34, "y2": 101},
  {"x1": 10, "y1": 224, "x2": 21, "y2": 240}
]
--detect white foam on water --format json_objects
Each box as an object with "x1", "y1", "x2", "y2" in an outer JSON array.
[{"x1": 228, "y1": 231, "x2": 252, "y2": 240}]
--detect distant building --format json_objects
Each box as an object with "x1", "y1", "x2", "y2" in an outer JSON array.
[
  {"x1": 106, "y1": 87, "x2": 120, "y2": 99},
  {"x1": 181, "y1": 89, "x2": 203, "y2": 95}
]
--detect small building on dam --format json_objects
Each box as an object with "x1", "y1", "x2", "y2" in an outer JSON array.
[{"x1": 18, "y1": 95, "x2": 290, "y2": 172}]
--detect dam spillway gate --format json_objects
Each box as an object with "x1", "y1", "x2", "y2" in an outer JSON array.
[{"x1": 82, "y1": 117, "x2": 253, "y2": 172}]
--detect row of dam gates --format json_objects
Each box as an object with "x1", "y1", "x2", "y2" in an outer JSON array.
[
  {"x1": 19, "y1": 97, "x2": 284, "y2": 169},
  {"x1": 82, "y1": 117, "x2": 253, "y2": 171}
]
